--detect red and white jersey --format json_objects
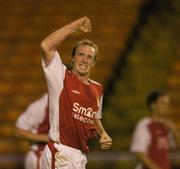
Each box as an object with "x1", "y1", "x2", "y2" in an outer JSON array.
[
  {"x1": 130, "y1": 117, "x2": 172, "y2": 169},
  {"x1": 42, "y1": 51, "x2": 103, "y2": 152},
  {"x1": 15, "y1": 94, "x2": 49, "y2": 151}
]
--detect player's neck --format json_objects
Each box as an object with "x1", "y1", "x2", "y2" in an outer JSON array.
[
  {"x1": 72, "y1": 70, "x2": 90, "y2": 85},
  {"x1": 151, "y1": 113, "x2": 164, "y2": 122}
]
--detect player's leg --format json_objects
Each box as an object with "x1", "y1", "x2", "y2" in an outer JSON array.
[
  {"x1": 40, "y1": 145, "x2": 52, "y2": 169},
  {"x1": 25, "y1": 151, "x2": 37, "y2": 169},
  {"x1": 71, "y1": 151, "x2": 87, "y2": 169},
  {"x1": 54, "y1": 144, "x2": 87, "y2": 169}
]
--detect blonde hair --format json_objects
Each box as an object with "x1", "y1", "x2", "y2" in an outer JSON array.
[{"x1": 71, "y1": 39, "x2": 98, "y2": 61}]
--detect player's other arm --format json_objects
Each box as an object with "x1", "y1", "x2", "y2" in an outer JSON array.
[
  {"x1": 40, "y1": 16, "x2": 92, "y2": 65},
  {"x1": 94, "y1": 119, "x2": 112, "y2": 150},
  {"x1": 164, "y1": 120, "x2": 180, "y2": 148},
  {"x1": 169, "y1": 125, "x2": 180, "y2": 148},
  {"x1": 15, "y1": 127, "x2": 49, "y2": 143},
  {"x1": 135, "y1": 152, "x2": 161, "y2": 169}
]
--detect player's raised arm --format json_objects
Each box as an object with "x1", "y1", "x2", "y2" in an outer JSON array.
[{"x1": 40, "y1": 16, "x2": 92, "y2": 65}]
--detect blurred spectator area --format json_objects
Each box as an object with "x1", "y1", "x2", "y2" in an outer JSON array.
[{"x1": 0, "y1": 0, "x2": 179, "y2": 168}]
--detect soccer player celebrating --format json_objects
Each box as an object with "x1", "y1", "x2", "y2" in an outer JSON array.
[{"x1": 40, "y1": 16, "x2": 112, "y2": 169}]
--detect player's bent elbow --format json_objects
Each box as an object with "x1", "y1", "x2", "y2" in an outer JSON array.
[
  {"x1": 40, "y1": 41, "x2": 49, "y2": 54},
  {"x1": 14, "y1": 127, "x2": 23, "y2": 138}
]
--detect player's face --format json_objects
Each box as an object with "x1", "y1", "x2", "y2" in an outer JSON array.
[
  {"x1": 72, "y1": 45, "x2": 96, "y2": 76},
  {"x1": 154, "y1": 95, "x2": 170, "y2": 117}
]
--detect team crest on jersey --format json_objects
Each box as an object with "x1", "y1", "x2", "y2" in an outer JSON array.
[{"x1": 71, "y1": 90, "x2": 80, "y2": 94}]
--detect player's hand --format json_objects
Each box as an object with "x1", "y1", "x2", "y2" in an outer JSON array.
[
  {"x1": 100, "y1": 133, "x2": 112, "y2": 150},
  {"x1": 77, "y1": 16, "x2": 92, "y2": 33}
]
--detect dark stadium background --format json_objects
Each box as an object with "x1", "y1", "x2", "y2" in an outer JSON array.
[{"x1": 0, "y1": 0, "x2": 179, "y2": 168}]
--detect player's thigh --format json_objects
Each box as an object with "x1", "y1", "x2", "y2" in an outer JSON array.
[
  {"x1": 71, "y1": 152, "x2": 87, "y2": 169},
  {"x1": 56, "y1": 145, "x2": 87, "y2": 169},
  {"x1": 41, "y1": 145, "x2": 70, "y2": 169},
  {"x1": 41, "y1": 145, "x2": 52, "y2": 169},
  {"x1": 41, "y1": 144, "x2": 87, "y2": 169},
  {"x1": 25, "y1": 151, "x2": 37, "y2": 169}
]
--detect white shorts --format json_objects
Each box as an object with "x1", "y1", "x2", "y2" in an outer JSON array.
[
  {"x1": 41, "y1": 142, "x2": 87, "y2": 169},
  {"x1": 25, "y1": 150, "x2": 43, "y2": 169}
]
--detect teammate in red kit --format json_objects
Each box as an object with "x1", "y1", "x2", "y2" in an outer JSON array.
[
  {"x1": 15, "y1": 93, "x2": 49, "y2": 169},
  {"x1": 40, "y1": 16, "x2": 112, "y2": 169},
  {"x1": 130, "y1": 91, "x2": 180, "y2": 169}
]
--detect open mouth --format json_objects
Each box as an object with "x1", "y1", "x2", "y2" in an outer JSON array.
[{"x1": 79, "y1": 64, "x2": 88, "y2": 71}]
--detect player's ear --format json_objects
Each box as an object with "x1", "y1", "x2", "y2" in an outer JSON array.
[
  {"x1": 68, "y1": 55, "x2": 74, "y2": 63},
  {"x1": 71, "y1": 57, "x2": 75, "y2": 64},
  {"x1": 92, "y1": 61, "x2": 96, "y2": 67},
  {"x1": 66, "y1": 56, "x2": 74, "y2": 70}
]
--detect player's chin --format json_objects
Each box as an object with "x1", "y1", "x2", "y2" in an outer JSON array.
[
  {"x1": 78, "y1": 69, "x2": 89, "y2": 76},
  {"x1": 101, "y1": 145, "x2": 111, "y2": 150}
]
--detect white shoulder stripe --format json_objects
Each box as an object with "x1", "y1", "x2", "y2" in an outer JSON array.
[{"x1": 89, "y1": 79, "x2": 101, "y2": 86}]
